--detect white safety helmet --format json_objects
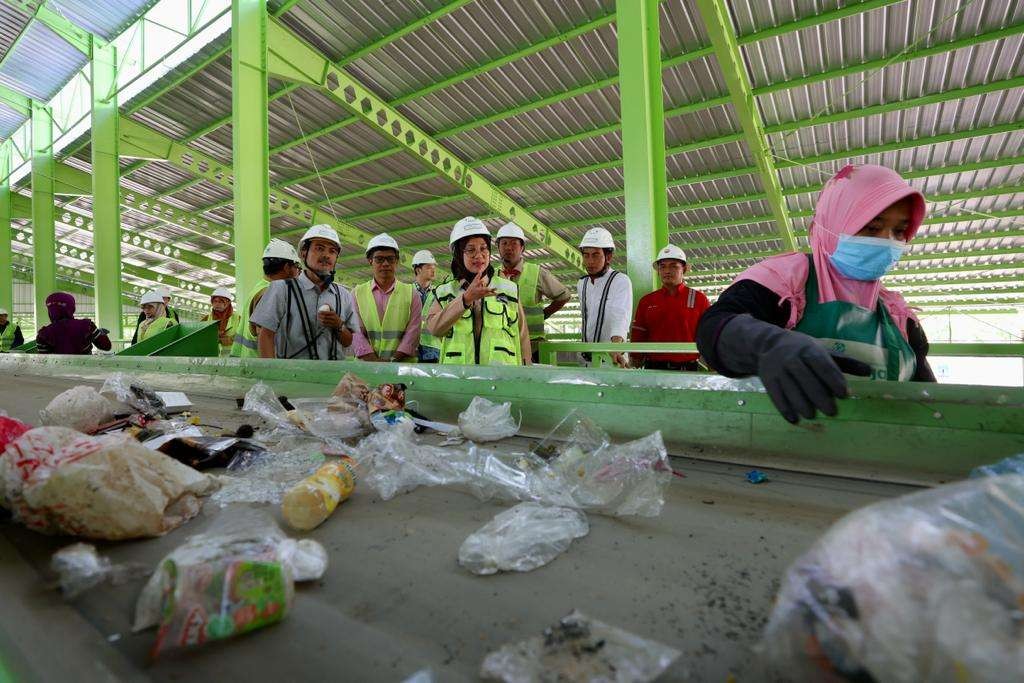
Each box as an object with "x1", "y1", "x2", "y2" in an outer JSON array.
[
  {"x1": 449, "y1": 216, "x2": 490, "y2": 246},
  {"x1": 653, "y1": 244, "x2": 688, "y2": 266},
  {"x1": 496, "y1": 222, "x2": 527, "y2": 244},
  {"x1": 299, "y1": 224, "x2": 342, "y2": 249},
  {"x1": 263, "y1": 238, "x2": 300, "y2": 263},
  {"x1": 211, "y1": 287, "x2": 233, "y2": 301},
  {"x1": 156, "y1": 286, "x2": 171, "y2": 300},
  {"x1": 579, "y1": 227, "x2": 615, "y2": 250},
  {"x1": 366, "y1": 233, "x2": 400, "y2": 255},
  {"x1": 140, "y1": 290, "x2": 164, "y2": 306},
  {"x1": 412, "y1": 249, "x2": 437, "y2": 266},
  {"x1": 0, "y1": 308, "x2": 7, "y2": 315}
]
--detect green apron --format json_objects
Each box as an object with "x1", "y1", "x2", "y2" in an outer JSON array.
[{"x1": 794, "y1": 262, "x2": 916, "y2": 381}]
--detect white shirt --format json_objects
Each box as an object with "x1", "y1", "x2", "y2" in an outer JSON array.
[{"x1": 577, "y1": 268, "x2": 633, "y2": 342}]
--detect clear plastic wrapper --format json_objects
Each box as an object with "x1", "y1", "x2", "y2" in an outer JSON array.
[
  {"x1": 244, "y1": 383, "x2": 369, "y2": 443},
  {"x1": 352, "y1": 416, "x2": 672, "y2": 517},
  {"x1": 38, "y1": 385, "x2": 116, "y2": 433},
  {"x1": 480, "y1": 610, "x2": 681, "y2": 682},
  {"x1": 0, "y1": 426, "x2": 218, "y2": 539},
  {"x1": 459, "y1": 503, "x2": 589, "y2": 575},
  {"x1": 50, "y1": 542, "x2": 147, "y2": 599},
  {"x1": 211, "y1": 438, "x2": 325, "y2": 506},
  {"x1": 759, "y1": 474, "x2": 1024, "y2": 683},
  {"x1": 970, "y1": 452, "x2": 1024, "y2": 478},
  {"x1": 134, "y1": 509, "x2": 327, "y2": 632},
  {"x1": 100, "y1": 373, "x2": 167, "y2": 417},
  {"x1": 458, "y1": 396, "x2": 520, "y2": 443},
  {"x1": 242, "y1": 382, "x2": 303, "y2": 435}
]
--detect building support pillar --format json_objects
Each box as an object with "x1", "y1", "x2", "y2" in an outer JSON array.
[
  {"x1": 91, "y1": 39, "x2": 123, "y2": 338},
  {"x1": 31, "y1": 101, "x2": 55, "y2": 332}
]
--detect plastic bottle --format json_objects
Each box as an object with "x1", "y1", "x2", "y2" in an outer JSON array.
[{"x1": 281, "y1": 457, "x2": 356, "y2": 531}]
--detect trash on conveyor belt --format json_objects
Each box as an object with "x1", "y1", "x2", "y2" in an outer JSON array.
[
  {"x1": 458, "y1": 396, "x2": 520, "y2": 443},
  {"x1": 352, "y1": 415, "x2": 673, "y2": 517},
  {"x1": 50, "y1": 542, "x2": 147, "y2": 599},
  {"x1": 745, "y1": 469, "x2": 769, "y2": 484},
  {"x1": 242, "y1": 381, "x2": 370, "y2": 443},
  {"x1": 970, "y1": 452, "x2": 1024, "y2": 478},
  {"x1": 281, "y1": 456, "x2": 357, "y2": 531},
  {"x1": 210, "y1": 437, "x2": 325, "y2": 506},
  {"x1": 458, "y1": 502, "x2": 589, "y2": 576},
  {"x1": 0, "y1": 415, "x2": 31, "y2": 451},
  {"x1": 157, "y1": 435, "x2": 267, "y2": 471},
  {"x1": 134, "y1": 509, "x2": 327, "y2": 634},
  {"x1": 0, "y1": 426, "x2": 218, "y2": 540},
  {"x1": 101, "y1": 372, "x2": 169, "y2": 418},
  {"x1": 38, "y1": 385, "x2": 116, "y2": 433},
  {"x1": 759, "y1": 473, "x2": 1024, "y2": 683},
  {"x1": 480, "y1": 610, "x2": 681, "y2": 683}
]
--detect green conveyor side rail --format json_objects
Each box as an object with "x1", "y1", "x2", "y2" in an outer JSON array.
[
  {"x1": 2, "y1": 354, "x2": 1022, "y2": 485},
  {"x1": 116, "y1": 321, "x2": 220, "y2": 357}
]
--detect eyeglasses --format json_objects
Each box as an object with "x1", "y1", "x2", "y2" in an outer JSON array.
[{"x1": 372, "y1": 255, "x2": 398, "y2": 265}]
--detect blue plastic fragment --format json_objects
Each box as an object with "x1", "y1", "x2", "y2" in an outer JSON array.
[
  {"x1": 969, "y1": 453, "x2": 1024, "y2": 479},
  {"x1": 746, "y1": 469, "x2": 769, "y2": 484}
]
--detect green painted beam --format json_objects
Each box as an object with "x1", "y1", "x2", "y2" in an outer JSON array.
[
  {"x1": 918, "y1": 308, "x2": 1019, "y2": 316},
  {"x1": 232, "y1": 0, "x2": 271, "y2": 308},
  {"x1": 266, "y1": 18, "x2": 583, "y2": 272},
  {"x1": 331, "y1": 0, "x2": 475, "y2": 67},
  {"x1": 0, "y1": 83, "x2": 30, "y2": 118},
  {"x1": 735, "y1": 0, "x2": 902, "y2": 44},
  {"x1": 3, "y1": 0, "x2": 93, "y2": 54},
  {"x1": 699, "y1": 0, "x2": 792, "y2": 248},
  {"x1": 617, "y1": 0, "x2": 668, "y2": 301},
  {"x1": 0, "y1": 141, "x2": 10, "y2": 314},
  {"x1": 91, "y1": 40, "x2": 122, "y2": 340},
  {"x1": 30, "y1": 101, "x2": 54, "y2": 332}
]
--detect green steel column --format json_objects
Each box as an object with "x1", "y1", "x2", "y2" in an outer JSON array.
[
  {"x1": 31, "y1": 101, "x2": 55, "y2": 333},
  {"x1": 616, "y1": 0, "x2": 668, "y2": 301},
  {"x1": 231, "y1": 0, "x2": 270, "y2": 304},
  {"x1": 91, "y1": 40, "x2": 123, "y2": 339},
  {"x1": 0, "y1": 141, "x2": 11, "y2": 317}
]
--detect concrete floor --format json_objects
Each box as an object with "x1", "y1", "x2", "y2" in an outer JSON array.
[{"x1": 0, "y1": 372, "x2": 919, "y2": 682}]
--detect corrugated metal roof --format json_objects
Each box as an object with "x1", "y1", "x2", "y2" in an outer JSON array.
[
  {"x1": 0, "y1": 20, "x2": 86, "y2": 101},
  {"x1": 48, "y1": 0, "x2": 154, "y2": 41}
]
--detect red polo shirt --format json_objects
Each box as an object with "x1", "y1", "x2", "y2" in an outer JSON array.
[{"x1": 630, "y1": 284, "x2": 710, "y2": 362}]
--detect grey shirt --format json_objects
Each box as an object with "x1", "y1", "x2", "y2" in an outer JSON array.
[{"x1": 250, "y1": 271, "x2": 356, "y2": 360}]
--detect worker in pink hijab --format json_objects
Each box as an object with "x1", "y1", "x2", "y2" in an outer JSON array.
[
  {"x1": 697, "y1": 164, "x2": 935, "y2": 424},
  {"x1": 36, "y1": 292, "x2": 112, "y2": 355}
]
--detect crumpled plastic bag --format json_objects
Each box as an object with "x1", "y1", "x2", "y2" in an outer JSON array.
[
  {"x1": 352, "y1": 418, "x2": 672, "y2": 517},
  {"x1": 134, "y1": 509, "x2": 327, "y2": 633},
  {"x1": 970, "y1": 452, "x2": 1024, "y2": 478},
  {"x1": 480, "y1": 610, "x2": 681, "y2": 682},
  {"x1": 211, "y1": 438, "x2": 325, "y2": 506},
  {"x1": 0, "y1": 426, "x2": 218, "y2": 539},
  {"x1": 100, "y1": 373, "x2": 167, "y2": 417},
  {"x1": 50, "y1": 542, "x2": 147, "y2": 599},
  {"x1": 458, "y1": 396, "x2": 520, "y2": 442},
  {"x1": 244, "y1": 382, "x2": 369, "y2": 443},
  {"x1": 38, "y1": 385, "x2": 116, "y2": 433},
  {"x1": 0, "y1": 416, "x2": 31, "y2": 452},
  {"x1": 459, "y1": 503, "x2": 589, "y2": 575},
  {"x1": 758, "y1": 474, "x2": 1024, "y2": 683}
]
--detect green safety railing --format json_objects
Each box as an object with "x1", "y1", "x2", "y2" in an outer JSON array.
[
  {"x1": 928, "y1": 342, "x2": 1024, "y2": 357},
  {"x1": 537, "y1": 341, "x2": 699, "y2": 368},
  {"x1": 116, "y1": 321, "x2": 220, "y2": 357}
]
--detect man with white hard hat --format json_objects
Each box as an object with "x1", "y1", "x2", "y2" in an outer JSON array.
[
  {"x1": 630, "y1": 244, "x2": 710, "y2": 371},
  {"x1": 496, "y1": 222, "x2": 571, "y2": 362},
  {"x1": 577, "y1": 227, "x2": 632, "y2": 367},
  {"x1": 201, "y1": 287, "x2": 240, "y2": 356},
  {"x1": 0, "y1": 307, "x2": 24, "y2": 352},
  {"x1": 250, "y1": 224, "x2": 356, "y2": 360},
  {"x1": 412, "y1": 249, "x2": 442, "y2": 363},
  {"x1": 231, "y1": 238, "x2": 302, "y2": 358},
  {"x1": 350, "y1": 233, "x2": 421, "y2": 362},
  {"x1": 130, "y1": 285, "x2": 180, "y2": 344}
]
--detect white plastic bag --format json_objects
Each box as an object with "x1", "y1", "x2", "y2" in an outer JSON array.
[
  {"x1": 0, "y1": 426, "x2": 218, "y2": 539},
  {"x1": 50, "y1": 543, "x2": 147, "y2": 599},
  {"x1": 459, "y1": 503, "x2": 589, "y2": 575},
  {"x1": 481, "y1": 610, "x2": 680, "y2": 682},
  {"x1": 134, "y1": 509, "x2": 327, "y2": 632},
  {"x1": 458, "y1": 396, "x2": 520, "y2": 442},
  {"x1": 759, "y1": 474, "x2": 1024, "y2": 683},
  {"x1": 100, "y1": 372, "x2": 166, "y2": 416},
  {"x1": 38, "y1": 386, "x2": 116, "y2": 433}
]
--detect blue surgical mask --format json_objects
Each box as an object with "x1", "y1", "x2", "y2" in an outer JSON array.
[{"x1": 829, "y1": 234, "x2": 908, "y2": 281}]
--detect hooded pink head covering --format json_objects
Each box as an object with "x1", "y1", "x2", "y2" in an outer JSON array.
[{"x1": 734, "y1": 164, "x2": 926, "y2": 340}]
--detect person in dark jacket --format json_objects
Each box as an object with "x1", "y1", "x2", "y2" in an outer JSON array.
[
  {"x1": 697, "y1": 164, "x2": 935, "y2": 424},
  {"x1": 36, "y1": 292, "x2": 112, "y2": 355}
]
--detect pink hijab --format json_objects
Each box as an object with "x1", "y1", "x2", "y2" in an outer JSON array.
[{"x1": 735, "y1": 164, "x2": 926, "y2": 340}]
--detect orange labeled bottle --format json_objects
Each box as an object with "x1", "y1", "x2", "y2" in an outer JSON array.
[{"x1": 281, "y1": 457, "x2": 356, "y2": 531}]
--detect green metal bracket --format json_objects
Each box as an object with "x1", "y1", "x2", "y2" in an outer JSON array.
[
  {"x1": 2, "y1": 0, "x2": 94, "y2": 54},
  {"x1": 265, "y1": 19, "x2": 584, "y2": 273},
  {"x1": 695, "y1": 0, "x2": 794, "y2": 251},
  {"x1": 117, "y1": 320, "x2": 220, "y2": 357}
]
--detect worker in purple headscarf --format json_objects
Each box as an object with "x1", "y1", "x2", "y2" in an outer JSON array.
[{"x1": 36, "y1": 292, "x2": 112, "y2": 355}]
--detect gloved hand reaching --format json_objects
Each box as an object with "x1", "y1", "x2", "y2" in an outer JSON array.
[{"x1": 715, "y1": 315, "x2": 871, "y2": 423}]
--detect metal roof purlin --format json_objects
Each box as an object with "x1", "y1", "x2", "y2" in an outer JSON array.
[
  {"x1": 265, "y1": 18, "x2": 584, "y2": 272},
  {"x1": 2, "y1": 0, "x2": 94, "y2": 54},
  {"x1": 0, "y1": 84, "x2": 30, "y2": 116}
]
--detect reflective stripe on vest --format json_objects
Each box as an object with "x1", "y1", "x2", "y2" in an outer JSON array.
[
  {"x1": 231, "y1": 281, "x2": 269, "y2": 358},
  {"x1": 516, "y1": 261, "x2": 545, "y2": 341},
  {"x1": 435, "y1": 276, "x2": 522, "y2": 366},
  {"x1": 354, "y1": 280, "x2": 414, "y2": 361},
  {"x1": 0, "y1": 322, "x2": 16, "y2": 352}
]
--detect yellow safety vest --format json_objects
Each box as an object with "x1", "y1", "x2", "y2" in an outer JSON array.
[
  {"x1": 138, "y1": 316, "x2": 176, "y2": 343},
  {"x1": 434, "y1": 275, "x2": 522, "y2": 366},
  {"x1": 231, "y1": 281, "x2": 270, "y2": 358},
  {"x1": 516, "y1": 261, "x2": 545, "y2": 341},
  {"x1": 0, "y1": 321, "x2": 18, "y2": 352},
  {"x1": 354, "y1": 280, "x2": 415, "y2": 361},
  {"x1": 202, "y1": 312, "x2": 241, "y2": 348},
  {"x1": 417, "y1": 284, "x2": 442, "y2": 356}
]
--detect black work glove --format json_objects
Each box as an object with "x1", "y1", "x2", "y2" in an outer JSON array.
[{"x1": 715, "y1": 315, "x2": 871, "y2": 423}]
